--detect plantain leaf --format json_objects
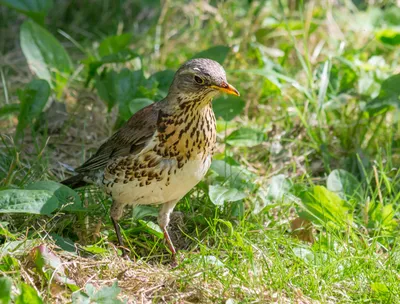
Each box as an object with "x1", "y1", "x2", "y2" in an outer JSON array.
[
  {"x1": 25, "y1": 180, "x2": 83, "y2": 212},
  {"x1": 95, "y1": 68, "x2": 144, "y2": 119},
  {"x1": 226, "y1": 128, "x2": 266, "y2": 147},
  {"x1": 366, "y1": 74, "x2": 400, "y2": 116},
  {"x1": 368, "y1": 202, "x2": 397, "y2": 236},
  {"x1": 0, "y1": 189, "x2": 59, "y2": 215},
  {"x1": 327, "y1": 169, "x2": 363, "y2": 203},
  {"x1": 213, "y1": 96, "x2": 245, "y2": 121},
  {"x1": 210, "y1": 159, "x2": 255, "y2": 190},
  {"x1": 98, "y1": 33, "x2": 132, "y2": 57},
  {"x1": 16, "y1": 79, "x2": 50, "y2": 140},
  {"x1": 20, "y1": 20, "x2": 72, "y2": 96},
  {"x1": 138, "y1": 220, "x2": 163, "y2": 239},
  {"x1": 209, "y1": 184, "x2": 247, "y2": 206},
  {"x1": 72, "y1": 281, "x2": 124, "y2": 304},
  {"x1": 86, "y1": 49, "x2": 139, "y2": 86},
  {"x1": 297, "y1": 186, "x2": 352, "y2": 230}
]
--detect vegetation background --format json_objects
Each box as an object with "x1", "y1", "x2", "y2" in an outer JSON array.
[{"x1": 0, "y1": 0, "x2": 399, "y2": 303}]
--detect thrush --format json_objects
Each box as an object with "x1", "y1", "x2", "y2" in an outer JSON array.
[{"x1": 62, "y1": 58, "x2": 240, "y2": 258}]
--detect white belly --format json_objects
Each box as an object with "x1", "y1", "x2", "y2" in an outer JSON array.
[{"x1": 110, "y1": 155, "x2": 212, "y2": 206}]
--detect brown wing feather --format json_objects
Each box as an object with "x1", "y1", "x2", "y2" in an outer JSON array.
[{"x1": 75, "y1": 102, "x2": 160, "y2": 173}]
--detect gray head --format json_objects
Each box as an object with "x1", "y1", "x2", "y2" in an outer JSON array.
[{"x1": 168, "y1": 58, "x2": 239, "y2": 102}]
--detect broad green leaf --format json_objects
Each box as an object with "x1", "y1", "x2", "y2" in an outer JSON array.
[
  {"x1": 292, "y1": 247, "x2": 327, "y2": 266},
  {"x1": 0, "y1": 0, "x2": 52, "y2": 24},
  {"x1": 376, "y1": 28, "x2": 400, "y2": 46},
  {"x1": 149, "y1": 69, "x2": 175, "y2": 96},
  {"x1": 266, "y1": 174, "x2": 292, "y2": 201},
  {"x1": 366, "y1": 74, "x2": 400, "y2": 115},
  {"x1": 0, "y1": 189, "x2": 58, "y2": 215},
  {"x1": 138, "y1": 220, "x2": 163, "y2": 239},
  {"x1": 213, "y1": 96, "x2": 245, "y2": 121},
  {"x1": 90, "y1": 281, "x2": 123, "y2": 304},
  {"x1": 226, "y1": 128, "x2": 266, "y2": 147},
  {"x1": 129, "y1": 98, "x2": 153, "y2": 115},
  {"x1": 18, "y1": 80, "x2": 50, "y2": 118},
  {"x1": 85, "y1": 284, "x2": 96, "y2": 297},
  {"x1": 16, "y1": 79, "x2": 50, "y2": 139},
  {"x1": 292, "y1": 247, "x2": 314, "y2": 264},
  {"x1": 81, "y1": 245, "x2": 107, "y2": 254},
  {"x1": 49, "y1": 233, "x2": 76, "y2": 253},
  {"x1": 297, "y1": 186, "x2": 351, "y2": 230},
  {"x1": 15, "y1": 283, "x2": 43, "y2": 304},
  {"x1": 20, "y1": 20, "x2": 72, "y2": 95},
  {"x1": 95, "y1": 68, "x2": 144, "y2": 119},
  {"x1": 191, "y1": 46, "x2": 230, "y2": 64},
  {"x1": 71, "y1": 290, "x2": 90, "y2": 304},
  {"x1": 98, "y1": 33, "x2": 132, "y2": 57},
  {"x1": 368, "y1": 202, "x2": 397, "y2": 236},
  {"x1": 0, "y1": 276, "x2": 12, "y2": 304},
  {"x1": 0, "y1": 104, "x2": 19, "y2": 118},
  {"x1": 327, "y1": 169, "x2": 363, "y2": 203},
  {"x1": 253, "y1": 175, "x2": 292, "y2": 214},
  {"x1": 25, "y1": 180, "x2": 83, "y2": 212},
  {"x1": 131, "y1": 205, "x2": 158, "y2": 221},
  {"x1": 85, "y1": 50, "x2": 139, "y2": 86},
  {"x1": 209, "y1": 184, "x2": 247, "y2": 206},
  {"x1": 73, "y1": 282, "x2": 123, "y2": 304},
  {"x1": 328, "y1": 60, "x2": 357, "y2": 94},
  {"x1": 210, "y1": 159, "x2": 255, "y2": 190},
  {"x1": 0, "y1": 255, "x2": 19, "y2": 272}
]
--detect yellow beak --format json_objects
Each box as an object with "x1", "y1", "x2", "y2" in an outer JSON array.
[{"x1": 211, "y1": 82, "x2": 240, "y2": 96}]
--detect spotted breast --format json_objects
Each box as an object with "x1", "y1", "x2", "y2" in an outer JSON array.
[{"x1": 102, "y1": 101, "x2": 216, "y2": 213}]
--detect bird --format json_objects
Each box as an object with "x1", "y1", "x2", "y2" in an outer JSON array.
[{"x1": 62, "y1": 58, "x2": 240, "y2": 259}]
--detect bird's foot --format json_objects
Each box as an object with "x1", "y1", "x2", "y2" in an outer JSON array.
[
  {"x1": 118, "y1": 247, "x2": 133, "y2": 261},
  {"x1": 170, "y1": 257, "x2": 178, "y2": 268},
  {"x1": 169, "y1": 251, "x2": 184, "y2": 268}
]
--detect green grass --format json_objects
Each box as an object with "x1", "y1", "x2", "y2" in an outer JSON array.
[{"x1": 1, "y1": 0, "x2": 400, "y2": 303}]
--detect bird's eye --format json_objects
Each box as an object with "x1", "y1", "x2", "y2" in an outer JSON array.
[{"x1": 194, "y1": 75, "x2": 204, "y2": 84}]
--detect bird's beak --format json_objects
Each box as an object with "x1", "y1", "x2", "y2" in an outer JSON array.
[{"x1": 211, "y1": 82, "x2": 240, "y2": 96}]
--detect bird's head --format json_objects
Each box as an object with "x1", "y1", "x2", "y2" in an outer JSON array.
[{"x1": 168, "y1": 58, "x2": 239, "y2": 105}]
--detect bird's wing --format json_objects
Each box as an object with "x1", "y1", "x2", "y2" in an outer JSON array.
[{"x1": 75, "y1": 102, "x2": 160, "y2": 173}]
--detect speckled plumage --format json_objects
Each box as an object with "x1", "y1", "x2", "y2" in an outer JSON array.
[{"x1": 62, "y1": 58, "x2": 239, "y2": 258}]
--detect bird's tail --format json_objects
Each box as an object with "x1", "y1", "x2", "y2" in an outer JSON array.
[{"x1": 61, "y1": 174, "x2": 88, "y2": 189}]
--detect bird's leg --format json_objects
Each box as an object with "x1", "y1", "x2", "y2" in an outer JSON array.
[
  {"x1": 162, "y1": 227, "x2": 176, "y2": 255},
  {"x1": 158, "y1": 200, "x2": 179, "y2": 259},
  {"x1": 110, "y1": 201, "x2": 128, "y2": 257},
  {"x1": 111, "y1": 216, "x2": 128, "y2": 257}
]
